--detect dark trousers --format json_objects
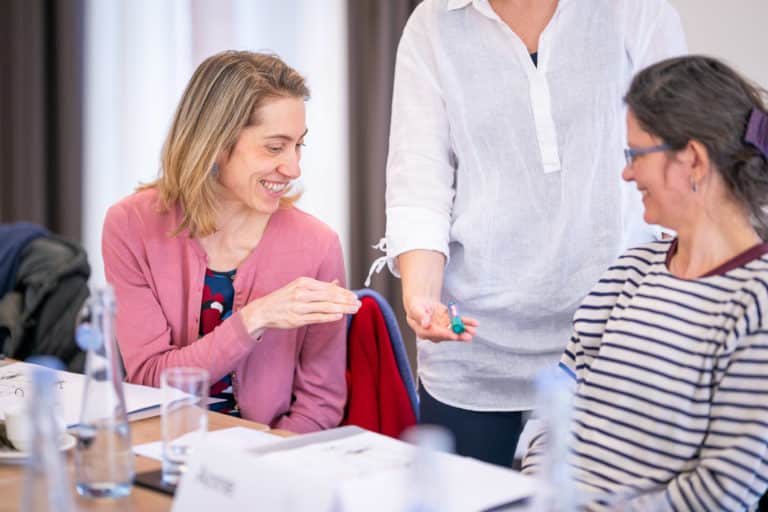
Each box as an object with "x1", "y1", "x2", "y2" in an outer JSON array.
[{"x1": 419, "y1": 385, "x2": 525, "y2": 467}]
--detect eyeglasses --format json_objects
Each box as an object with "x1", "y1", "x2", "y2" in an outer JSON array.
[{"x1": 624, "y1": 143, "x2": 671, "y2": 166}]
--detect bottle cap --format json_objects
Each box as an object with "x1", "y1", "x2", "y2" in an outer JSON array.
[{"x1": 75, "y1": 323, "x2": 103, "y2": 351}]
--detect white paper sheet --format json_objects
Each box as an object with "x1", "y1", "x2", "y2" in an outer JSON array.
[
  {"x1": 259, "y1": 428, "x2": 413, "y2": 479},
  {"x1": 0, "y1": 361, "x2": 165, "y2": 427},
  {"x1": 133, "y1": 426, "x2": 283, "y2": 460},
  {"x1": 256, "y1": 430, "x2": 537, "y2": 511},
  {"x1": 173, "y1": 428, "x2": 538, "y2": 512},
  {"x1": 172, "y1": 437, "x2": 337, "y2": 512}
]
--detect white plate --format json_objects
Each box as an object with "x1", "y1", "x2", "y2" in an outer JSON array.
[{"x1": 0, "y1": 433, "x2": 76, "y2": 464}]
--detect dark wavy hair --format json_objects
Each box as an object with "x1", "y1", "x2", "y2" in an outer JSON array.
[{"x1": 625, "y1": 55, "x2": 768, "y2": 238}]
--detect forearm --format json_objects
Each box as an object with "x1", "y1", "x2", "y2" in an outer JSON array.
[
  {"x1": 121, "y1": 312, "x2": 255, "y2": 387},
  {"x1": 274, "y1": 320, "x2": 347, "y2": 434},
  {"x1": 274, "y1": 376, "x2": 346, "y2": 434},
  {"x1": 273, "y1": 405, "x2": 333, "y2": 434},
  {"x1": 385, "y1": 6, "x2": 455, "y2": 281},
  {"x1": 271, "y1": 236, "x2": 348, "y2": 433},
  {"x1": 398, "y1": 249, "x2": 446, "y2": 303}
]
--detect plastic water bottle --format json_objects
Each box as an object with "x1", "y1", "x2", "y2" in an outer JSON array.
[
  {"x1": 400, "y1": 425, "x2": 455, "y2": 512},
  {"x1": 74, "y1": 285, "x2": 134, "y2": 498},
  {"x1": 528, "y1": 367, "x2": 579, "y2": 512},
  {"x1": 19, "y1": 357, "x2": 74, "y2": 512}
]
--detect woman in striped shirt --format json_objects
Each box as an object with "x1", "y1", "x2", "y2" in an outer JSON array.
[{"x1": 523, "y1": 56, "x2": 768, "y2": 511}]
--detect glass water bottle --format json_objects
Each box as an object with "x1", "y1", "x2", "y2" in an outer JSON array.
[{"x1": 74, "y1": 285, "x2": 134, "y2": 498}]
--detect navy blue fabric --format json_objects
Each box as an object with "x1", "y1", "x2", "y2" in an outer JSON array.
[
  {"x1": 347, "y1": 288, "x2": 419, "y2": 421},
  {"x1": 530, "y1": 52, "x2": 538, "y2": 67},
  {"x1": 0, "y1": 223, "x2": 49, "y2": 296},
  {"x1": 200, "y1": 268, "x2": 239, "y2": 416},
  {"x1": 419, "y1": 384, "x2": 524, "y2": 467}
]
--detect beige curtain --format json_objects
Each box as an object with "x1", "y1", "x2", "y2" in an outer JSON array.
[
  {"x1": 347, "y1": 0, "x2": 422, "y2": 370},
  {"x1": 0, "y1": 0, "x2": 84, "y2": 241}
]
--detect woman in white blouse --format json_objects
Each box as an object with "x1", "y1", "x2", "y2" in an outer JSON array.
[{"x1": 384, "y1": 0, "x2": 686, "y2": 466}]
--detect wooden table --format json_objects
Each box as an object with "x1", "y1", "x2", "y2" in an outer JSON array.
[{"x1": 0, "y1": 412, "x2": 284, "y2": 511}]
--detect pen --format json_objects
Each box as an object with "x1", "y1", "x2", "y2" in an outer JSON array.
[{"x1": 447, "y1": 301, "x2": 465, "y2": 334}]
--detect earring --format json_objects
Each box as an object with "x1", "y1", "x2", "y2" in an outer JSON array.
[
  {"x1": 211, "y1": 162, "x2": 219, "y2": 177},
  {"x1": 690, "y1": 176, "x2": 697, "y2": 193}
]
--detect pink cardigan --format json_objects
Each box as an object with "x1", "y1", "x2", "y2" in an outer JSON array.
[{"x1": 102, "y1": 188, "x2": 347, "y2": 433}]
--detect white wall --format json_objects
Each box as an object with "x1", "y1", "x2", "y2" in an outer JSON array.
[
  {"x1": 670, "y1": 0, "x2": 768, "y2": 87},
  {"x1": 83, "y1": 0, "x2": 765, "y2": 285},
  {"x1": 187, "y1": 0, "x2": 350, "y2": 263},
  {"x1": 83, "y1": 0, "x2": 193, "y2": 286}
]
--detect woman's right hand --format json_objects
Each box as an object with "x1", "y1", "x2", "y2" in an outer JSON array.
[
  {"x1": 405, "y1": 296, "x2": 477, "y2": 343},
  {"x1": 397, "y1": 250, "x2": 478, "y2": 343},
  {"x1": 241, "y1": 277, "x2": 361, "y2": 335}
]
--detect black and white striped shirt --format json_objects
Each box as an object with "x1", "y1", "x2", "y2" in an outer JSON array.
[{"x1": 524, "y1": 240, "x2": 768, "y2": 511}]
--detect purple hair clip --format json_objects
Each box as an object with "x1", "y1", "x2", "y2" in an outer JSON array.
[{"x1": 745, "y1": 107, "x2": 768, "y2": 159}]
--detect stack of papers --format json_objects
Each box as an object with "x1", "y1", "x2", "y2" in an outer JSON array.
[
  {"x1": 258, "y1": 429, "x2": 538, "y2": 511},
  {"x1": 171, "y1": 426, "x2": 539, "y2": 512},
  {"x1": 133, "y1": 427, "x2": 281, "y2": 460},
  {"x1": 0, "y1": 361, "x2": 165, "y2": 427}
]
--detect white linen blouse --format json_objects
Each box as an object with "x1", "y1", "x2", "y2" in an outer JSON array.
[{"x1": 385, "y1": 0, "x2": 687, "y2": 410}]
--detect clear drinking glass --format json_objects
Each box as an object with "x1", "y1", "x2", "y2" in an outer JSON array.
[
  {"x1": 160, "y1": 367, "x2": 209, "y2": 485},
  {"x1": 401, "y1": 425, "x2": 455, "y2": 512},
  {"x1": 20, "y1": 359, "x2": 74, "y2": 512},
  {"x1": 527, "y1": 367, "x2": 579, "y2": 512}
]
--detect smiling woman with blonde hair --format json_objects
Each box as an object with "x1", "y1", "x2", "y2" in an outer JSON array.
[{"x1": 102, "y1": 51, "x2": 360, "y2": 432}]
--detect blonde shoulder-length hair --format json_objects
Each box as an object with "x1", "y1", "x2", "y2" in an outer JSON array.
[{"x1": 144, "y1": 50, "x2": 309, "y2": 238}]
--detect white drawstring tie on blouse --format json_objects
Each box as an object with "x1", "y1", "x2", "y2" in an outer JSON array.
[{"x1": 364, "y1": 238, "x2": 388, "y2": 287}]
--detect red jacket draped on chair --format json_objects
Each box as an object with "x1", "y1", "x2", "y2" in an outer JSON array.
[{"x1": 343, "y1": 296, "x2": 416, "y2": 438}]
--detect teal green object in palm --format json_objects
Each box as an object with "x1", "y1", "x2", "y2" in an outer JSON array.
[{"x1": 447, "y1": 302, "x2": 465, "y2": 334}]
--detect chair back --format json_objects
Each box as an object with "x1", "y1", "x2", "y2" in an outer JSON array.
[
  {"x1": 343, "y1": 288, "x2": 418, "y2": 437},
  {"x1": 0, "y1": 224, "x2": 89, "y2": 372}
]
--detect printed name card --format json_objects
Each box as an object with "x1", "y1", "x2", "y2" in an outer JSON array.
[
  {"x1": 171, "y1": 439, "x2": 337, "y2": 511},
  {"x1": 172, "y1": 426, "x2": 538, "y2": 512}
]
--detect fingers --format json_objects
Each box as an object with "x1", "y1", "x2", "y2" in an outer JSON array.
[
  {"x1": 422, "y1": 327, "x2": 473, "y2": 343},
  {"x1": 420, "y1": 305, "x2": 433, "y2": 329},
  {"x1": 276, "y1": 308, "x2": 347, "y2": 329},
  {"x1": 272, "y1": 312, "x2": 347, "y2": 330},
  {"x1": 406, "y1": 316, "x2": 431, "y2": 339},
  {"x1": 406, "y1": 315, "x2": 473, "y2": 343},
  {"x1": 299, "y1": 313, "x2": 345, "y2": 324},
  {"x1": 405, "y1": 302, "x2": 433, "y2": 329},
  {"x1": 404, "y1": 297, "x2": 479, "y2": 343},
  {"x1": 294, "y1": 300, "x2": 360, "y2": 316},
  {"x1": 293, "y1": 286, "x2": 359, "y2": 307},
  {"x1": 294, "y1": 276, "x2": 345, "y2": 292},
  {"x1": 285, "y1": 278, "x2": 361, "y2": 320}
]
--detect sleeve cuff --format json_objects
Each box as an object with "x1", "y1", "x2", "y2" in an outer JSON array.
[
  {"x1": 230, "y1": 310, "x2": 263, "y2": 346},
  {"x1": 385, "y1": 206, "x2": 451, "y2": 277}
]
